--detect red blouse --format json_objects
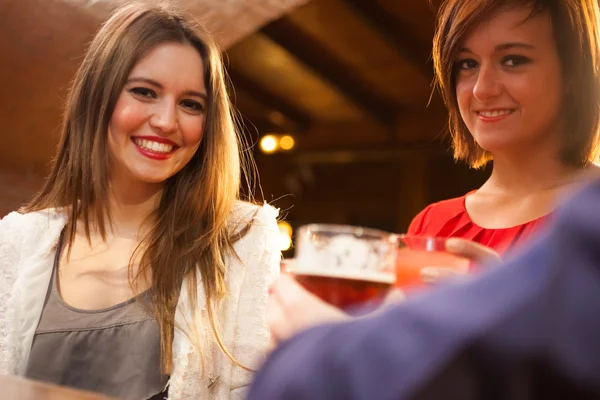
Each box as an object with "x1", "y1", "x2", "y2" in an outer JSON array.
[{"x1": 407, "y1": 194, "x2": 551, "y2": 255}]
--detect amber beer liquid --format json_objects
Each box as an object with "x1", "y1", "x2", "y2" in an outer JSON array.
[
  {"x1": 294, "y1": 224, "x2": 398, "y2": 309},
  {"x1": 293, "y1": 270, "x2": 394, "y2": 309}
]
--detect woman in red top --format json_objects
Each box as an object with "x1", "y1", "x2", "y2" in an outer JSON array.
[
  {"x1": 407, "y1": 0, "x2": 600, "y2": 258},
  {"x1": 407, "y1": 192, "x2": 548, "y2": 256},
  {"x1": 266, "y1": 0, "x2": 600, "y2": 345}
]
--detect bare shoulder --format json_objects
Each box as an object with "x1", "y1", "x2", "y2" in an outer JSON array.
[{"x1": 464, "y1": 189, "x2": 494, "y2": 208}]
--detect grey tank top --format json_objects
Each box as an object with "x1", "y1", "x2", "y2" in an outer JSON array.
[{"x1": 24, "y1": 233, "x2": 169, "y2": 400}]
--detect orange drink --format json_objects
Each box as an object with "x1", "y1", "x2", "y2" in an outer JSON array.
[{"x1": 395, "y1": 236, "x2": 470, "y2": 291}]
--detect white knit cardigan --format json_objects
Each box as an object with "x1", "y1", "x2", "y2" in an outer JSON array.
[{"x1": 0, "y1": 202, "x2": 281, "y2": 399}]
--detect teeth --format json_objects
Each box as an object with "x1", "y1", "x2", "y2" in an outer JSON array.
[
  {"x1": 133, "y1": 138, "x2": 174, "y2": 153},
  {"x1": 479, "y1": 110, "x2": 512, "y2": 118}
]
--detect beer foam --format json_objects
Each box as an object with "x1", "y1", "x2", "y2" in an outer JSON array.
[
  {"x1": 292, "y1": 268, "x2": 395, "y2": 284},
  {"x1": 296, "y1": 233, "x2": 396, "y2": 274}
]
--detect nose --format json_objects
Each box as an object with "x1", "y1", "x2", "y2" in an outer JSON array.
[
  {"x1": 472, "y1": 64, "x2": 502, "y2": 101},
  {"x1": 149, "y1": 99, "x2": 178, "y2": 135}
]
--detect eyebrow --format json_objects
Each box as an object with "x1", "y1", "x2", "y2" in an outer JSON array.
[
  {"x1": 126, "y1": 77, "x2": 207, "y2": 99},
  {"x1": 459, "y1": 42, "x2": 536, "y2": 53}
]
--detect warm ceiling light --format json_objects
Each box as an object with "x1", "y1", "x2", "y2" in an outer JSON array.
[
  {"x1": 260, "y1": 135, "x2": 278, "y2": 154},
  {"x1": 279, "y1": 135, "x2": 295, "y2": 151},
  {"x1": 278, "y1": 233, "x2": 292, "y2": 251},
  {"x1": 278, "y1": 221, "x2": 293, "y2": 236},
  {"x1": 277, "y1": 221, "x2": 293, "y2": 251}
]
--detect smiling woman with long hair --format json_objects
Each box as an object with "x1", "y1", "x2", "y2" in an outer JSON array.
[
  {"x1": 408, "y1": 0, "x2": 600, "y2": 257},
  {"x1": 0, "y1": 3, "x2": 280, "y2": 399}
]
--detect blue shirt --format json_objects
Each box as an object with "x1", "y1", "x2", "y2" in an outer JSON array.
[{"x1": 248, "y1": 179, "x2": 600, "y2": 399}]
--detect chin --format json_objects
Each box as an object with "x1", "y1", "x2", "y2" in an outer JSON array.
[
  {"x1": 473, "y1": 134, "x2": 517, "y2": 153},
  {"x1": 141, "y1": 176, "x2": 170, "y2": 184},
  {"x1": 129, "y1": 168, "x2": 174, "y2": 185}
]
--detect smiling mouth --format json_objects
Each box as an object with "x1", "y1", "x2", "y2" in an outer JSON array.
[
  {"x1": 476, "y1": 109, "x2": 515, "y2": 119},
  {"x1": 131, "y1": 137, "x2": 177, "y2": 154}
]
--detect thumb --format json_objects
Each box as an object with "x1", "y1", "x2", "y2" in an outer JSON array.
[
  {"x1": 445, "y1": 238, "x2": 501, "y2": 266},
  {"x1": 420, "y1": 266, "x2": 470, "y2": 284}
]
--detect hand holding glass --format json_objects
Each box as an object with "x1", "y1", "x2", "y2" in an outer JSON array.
[{"x1": 395, "y1": 235, "x2": 471, "y2": 290}]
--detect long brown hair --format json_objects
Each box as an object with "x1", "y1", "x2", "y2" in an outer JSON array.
[
  {"x1": 432, "y1": 0, "x2": 600, "y2": 168},
  {"x1": 24, "y1": 3, "x2": 253, "y2": 372}
]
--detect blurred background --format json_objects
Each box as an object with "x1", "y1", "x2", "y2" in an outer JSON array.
[{"x1": 0, "y1": 0, "x2": 490, "y2": 256}]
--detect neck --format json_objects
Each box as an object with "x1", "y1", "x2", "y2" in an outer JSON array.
[
  {"x1": 105, "y1": 174, "x2": 164, "y2": 239},
  {"x1": 481, "y1": 141, "x2": 580, "y2": 196}
]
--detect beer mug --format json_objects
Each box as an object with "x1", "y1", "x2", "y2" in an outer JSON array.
[
  {"x1": 291, "y1": 224, "x2": 397, "y2": 309},
  {"x1": 395, "y1": 235, "x2": 470, "y2": 290}
]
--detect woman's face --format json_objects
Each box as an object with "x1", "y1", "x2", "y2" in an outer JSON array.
[
  {"x1": 108, "y1": 42, "x2": 207, "y2": 186},
  {"x1": 455, "y1": 6, "x2": 565, "y2": 155}
]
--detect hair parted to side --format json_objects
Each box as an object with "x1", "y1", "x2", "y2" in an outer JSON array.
[
  {"x1": 432, "y1": 0, "x2": 600, "y2": 168},
  {"x1": 24, "y1": 2, "x2": 256, "y2": 372}
]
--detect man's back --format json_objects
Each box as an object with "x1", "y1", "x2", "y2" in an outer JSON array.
[{"x1": 248, "y1": 180, "x2": 600, "y2": 400}]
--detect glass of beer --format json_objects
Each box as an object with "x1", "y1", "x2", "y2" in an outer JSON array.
[
  {"x1": 395, "y1": 235, "x2": 470, "y2": 291},
  {"x1": 291, "y1": 224, "x2": 397, "y2": 310}
]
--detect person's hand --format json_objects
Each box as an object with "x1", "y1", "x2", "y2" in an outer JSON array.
[
  {"x1": 381, "y1": 288, "x2": 406, "y2": 306},
  {"x1": 445, "y1": 237, "x2": 501, "y2": 264},
  {"x1": 267, "y1": 274, "x2": 348, "y2": 348},
  {"x1": 420, "y1": 238, "x2": 501, "y2": 284}
]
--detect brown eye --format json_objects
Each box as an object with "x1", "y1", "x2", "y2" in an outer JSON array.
[
  {"x1": 181, "y1": 99, "x2": 204, "y2": 112},
  {"x1": 502, "y1": 56, "x2": 530, "y2": 67},
  {"x1": 129, "y1": 87, "x2": 157, "y2": 98},
  {"x1": 456, "y1": 59, "x2": 478, "y2": 70}
]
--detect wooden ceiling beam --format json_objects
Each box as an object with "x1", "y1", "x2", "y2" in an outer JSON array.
[
  {"x1": 343, "y1": 0, "x2": 434, "y2": 81},
  {"x1": 261, "y1": 17, "x2": 397, "y2": 127}
]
